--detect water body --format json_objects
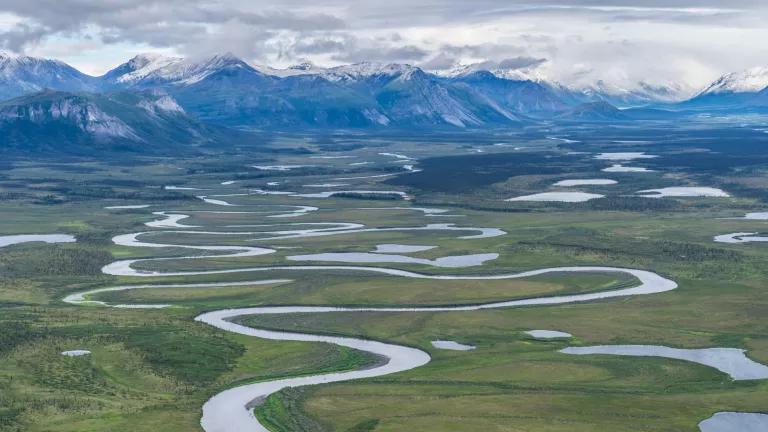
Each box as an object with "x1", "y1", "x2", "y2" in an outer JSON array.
[
  {"x1": 553, "y1": 179, "x2": 617, "y2": 187},
  {"x1": 286, "y1": 252, "x2": 499, "y2": 268},
  {"x1": 637, "y1": 187, "x2": 730, "y2": 198},
  {"x1": 251, "y1": 189, "x2": 297, "y2": 195},
  {"x1": 145, "y1": 212, "x2": 199, "y2": 228},
  {"x1": 291, "y1": 190, "x2": 408, "y2": 199},
  {"x1": 373, "y1": 244, "x2": 437, "y2": 253},
  {"x1": 102, "y1": 232, "x2": 276, "y2": 277},
  {"x1": 194, "y1": 267, "x2": 675, "y2": 432},
  {"x1": 105, "y1": 204, "x2": 151, "y2": 209},
  {"x1": 64, "y1": 280, "x2": 292, "y2": 308},
  {"x1": 61, "y1": 350, "x2": 91, "y2": 357},
  {"x1": 71, "y1": 233, "x2": 678, "y2": 432},
  {"x1": 74, "y1": 204, "x2": 684, "y2": 432},
  {"x1": 714, "y1": 232, "x2": 768, "y2": 244},
  {"x1": 183, "y1": 206, "x2": 318, "y2": 219},
  {"x1": 267, "y1": 206, "x2": 319, "y2": 219},
  {"x1": 560, "y1": 345, "x2": 768, "y2": 380},
  {"x1": 735, "y1": 212, "x2": 768, "y2": 220},
  {"x1": 256, "y1": 223, "x2": 506, "y2": 242},
  {"x1": 357, "y1": 207, "x2": 451, "y2": 216},
  {"x1": 506, "y1": 192, "x2": 605, "y2": 202},
  {"x1": 699, "y1": 412, "x2": 768, "y2": 432},
  {"x1": 101, "y1": 223, "x2": 505, "y2": 277},
  {"x1": 602, "y1": 164, "x2": 654, "y2": 173},
  {"x1": 378, "y1": 152, "x2": 412, "y2": 160},
  {"x1": 198, "y1": 196, "x2": 237, "y2": 206},
  {"x1": 221, "y1": 181, "x2": 237, "y2": 185},
  {"x1": 431, "y1": 340, "x2": 476, "y2": 351},
  {"x1": 594, "y1": 152, "x2": 657, "y2": 161},
  {"x1": 333, "y1": 173, "x2": 399, "y2": 180},
  {"x1": 223, "y1": 222, "x2": 365, "y2": 233},
  {"x1": 526, "y1": 330, "x2": 572, "y2": 339},
  {"x1": 547, "y1": 136, "x2": 581, "y2": 144},
  {"x1": 303, "y1": 183, "x2": 349, "y2": 188},
  {"x1": 0, "y1": 234, "x2": 76, "y2": 248},
  {"x1": 165, "y1": 185, "x2": 208, "y2": 191},
  {"x1": 252, "y1": 165, "x2": 310, "y2": 171}
]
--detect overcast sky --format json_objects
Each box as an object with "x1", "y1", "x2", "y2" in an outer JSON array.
[{"x1": 1, "y1": 0, "x2": 767, "y2": 89}]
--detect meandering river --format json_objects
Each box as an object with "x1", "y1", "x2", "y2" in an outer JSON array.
[{"x1": 65, "y1": 195, "x2": 766, "y2": 432}]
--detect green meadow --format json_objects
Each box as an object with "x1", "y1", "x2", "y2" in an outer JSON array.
[{"x1": 1, "y1": 126, "x2": 767, "y2": 431}]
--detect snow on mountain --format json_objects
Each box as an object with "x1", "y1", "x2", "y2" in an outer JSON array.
[
  {"x1": 697, "y1": 66, "x2": 768, "y2": 95},
  {"x1": 437, "y1": 63, "x2": 548, "y2": 83},
  {"x1": 0, "y1": 51, "x2": 97, "y2": 100},
  {"x1": 6, "y1": 51, "x2": 762, "y2": 129},
  {"x1": 319, "y1": 62, "x2": 421, "y2": 82},
  {"x1": 437, "y1": 62, "x2": 691, "y2": 106},
  {"x1": 101, "y1": 53, "x2": 183, "y2": 85},
  {"x1": 567, "y1": 80, "x2": 694, "y2": 106},
  {"x1": 255, "y1": 61, "x2": 327, "y2": 78},
  {"x1": 103, "y1": 53, "x2": 262, "y2": 88}
]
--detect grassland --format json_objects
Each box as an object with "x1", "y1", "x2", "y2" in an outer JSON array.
[{"x1": 1, "y1": 124, "x2": 768, "y2": 431}]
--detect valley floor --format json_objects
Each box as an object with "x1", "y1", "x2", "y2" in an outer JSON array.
[{"x1": 1, "y1": 124, "x2": 768, "y2": 431}]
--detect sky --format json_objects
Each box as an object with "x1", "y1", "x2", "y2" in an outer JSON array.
[{"x1": 1, "y1": 0, "x2": 767, "y2": 91}]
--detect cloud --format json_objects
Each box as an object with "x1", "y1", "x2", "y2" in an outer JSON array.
[
  {"x1": 418, "y1": 52, "x2": 458, "y2": 70},
  {"x1": 0, "y1": 22, "x2": 48, "y2": 51},
  {"x1": 332, "y1": 43, "x2": 429, "y2": 64},
  {"x1": 0, "y1": 0, "x2": 767, "y2": 88},
  {"x1": 497, "y1": 57, "x2": 547, "y2": 70}
]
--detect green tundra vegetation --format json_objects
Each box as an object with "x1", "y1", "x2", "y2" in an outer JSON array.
[{"x1": 1, "y1": 124, "x2": 768, "y2": 431}]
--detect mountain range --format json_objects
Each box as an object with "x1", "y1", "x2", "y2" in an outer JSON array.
[
  {"x1": 2, "y1": 50, "x2": 768, "y2": 153},
  {"x1": 0, "y1": 87, "x2": 236, "y2": 155}
]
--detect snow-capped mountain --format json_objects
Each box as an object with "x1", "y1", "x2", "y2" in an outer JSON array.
[
  {"x1": 104, "y1": 52, "x2": 264, "y2": 88},
  {"x1": 4, "y1": 51, "x2": 767, "y2": 132},
  {"x1": 437, "y1": 62, "x2": 691, "y2": 107},
  {"x1": 698, "y1": 66, "x2": 768, "y2": 95},
  {"x1": 562, "y1": 80, "x2": 695, "y2": 107},
  {"x1": 110, "y1": 56, "x2": 523, "y2": 128},
  {"x1": 255, "y1": 61, "x2": 327, "y2": 78},
  {"x1": 437, "y1": 62, "x2": 548, "y2": 83},
  {"x1": 683, "y1": 66, "x2": 768, "y2": 109},
  {"x1": 100, "y1": 53, "x2": 183, "y2": 87},
  {"x1": 317, "y1": 62, "x2": 422, "y2": 83},
  {"x1": 0, "y1": 51, "x2": 98, "y2": 101},
  {"x1": 446, "y1": 70, "x2": 567, "y2": 114}
]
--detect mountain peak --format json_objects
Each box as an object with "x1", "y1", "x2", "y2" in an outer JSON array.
[
  {"x1": 322, "y1": 62, "x2": 420, "y2": 82},
  {"x1": 200, "y1": 52, "x2": 248, "y2": 67},
  {"x1": 0, "y1": 50, "x2": 20, "y2": 61},
  {"x1": 699, "y1": 66, "x2": 768, "y2": 95},
  {"x1": 128, "y1": 53, "x2": 178, "y2": 67},
  {"x1": 289, "y1": 62, "x2": 315, "y2": 71},
  {"x1": 103, "y1": 53, "x2": 182, "y2": 85},
  {"x1": 438, "y1": 62, "x2": 546, "y2": 83},
  {"x1": 102, "y1": 52, "x2": 259, "y2": 87}
]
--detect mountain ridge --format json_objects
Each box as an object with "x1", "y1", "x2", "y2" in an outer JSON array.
[
  {"x1": 2, "y1": 51, "x2": 768, "y2": 133},
  {"x1": 0, "y1": 89, "x2": 225, "y2": 155}
]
